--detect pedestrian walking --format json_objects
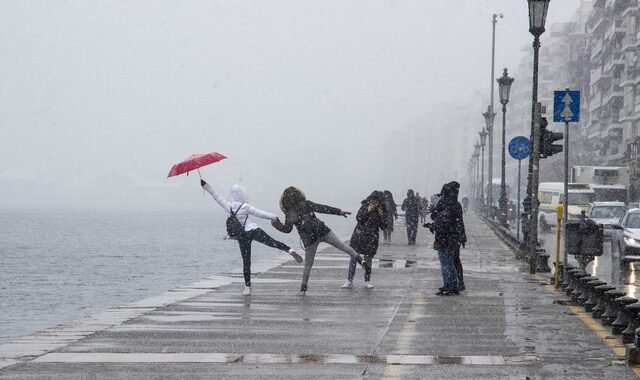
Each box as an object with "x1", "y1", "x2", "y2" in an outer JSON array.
[
  {"x1": 342, "y1": 191, "x2": 388, "y2": 289},
  {"x1": 426, "y1": 181, "x2": 467, "y2": 296},
  {"x1": 382, "y1": 190, "x2": 397, "y2": 243},
  {"x1": 271, "y1": 186, "x2": 370, "y2": 296},
  {"x1": 401, "y1": 189, "x2": 421, "y2": 245},
  {"x1": 461, "y1": 196, "x2": 469, "y2": 213},
  {"x1": 201, "y1": 179, "x2": 303, "y2": 296},
  {"x1": 419, "y1": 194, "x2": 429, "y2": 223}
]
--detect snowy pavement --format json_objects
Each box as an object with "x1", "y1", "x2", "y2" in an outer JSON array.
[{"x1": 0, "y1": 212, "x2": 637, "y2": 379}]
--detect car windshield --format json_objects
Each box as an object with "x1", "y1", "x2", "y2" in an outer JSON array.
[
  {"x1": 626, "y1": 213, "x2": 640, "y2": 229},
  {"x1": 589, "y1": 206, "x2": 626, "y2": 219},
  {"x1": 567, "y1": 192, "x2": 596, "y2": 205}
]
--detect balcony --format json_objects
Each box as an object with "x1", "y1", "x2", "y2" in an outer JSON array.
[
  {"x1": 622, "y1": 34, "x2": 639, "y2": 52},
  {"x1": 591, "y1": 67, "x2": 612, "y2": 85},
  {"x1": 622, "y1": 4, "x2": 638, "y2": 19},
  {"x1": 603, "y1": 85, "x2": 624, "y2": 106},
  {"x1": 604, "y1": 19, "x2": 625, "y2": 41},
  {"x1": 590, "y1": 91, "x2": 603, "y2": 111},
  {"x1": 604, "y1": 53, "x2": 625, "y2": 72},
  {"x1": 591, "y1": 39, "x2": 604, "y2": 60}
]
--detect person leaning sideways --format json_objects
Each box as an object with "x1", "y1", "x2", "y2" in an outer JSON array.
[
  {"x1": 201, "y1": 179, "x2": 302, "y2": 296},
  {"x1": 271, "y1": 186, "x2": 370, "y2": 296},
  {"x1": 426, "y1": 181, "x2": 467, "y2": 296},
  {"x1": 342, "y1": 191, "x2": 388, "y2": 289}
]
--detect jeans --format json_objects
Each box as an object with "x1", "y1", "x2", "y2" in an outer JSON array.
[
  {"x1": 347, "y1": 254, "x2": 373, "y2": 282},
  {"x1": 382, "y1": 228, "x2": 391, "y2": 242},
  {"x1": 301, "y1": 231, "x2": 360, "y2": 292},
  {"x1": 452, "y1": 246, "x2": 464, "y2": 288},
  {"x1": 406, "y1": 217, "x2": 418, "y2": 243},
  {"x1": 437, "y1": 247, "x2": 459, "y2": 292},
  {"x1": 238, "y1": 228, "x2": 291, "y2": 287}
]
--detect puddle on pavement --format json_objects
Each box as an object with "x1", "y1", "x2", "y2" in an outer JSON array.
[{"x1": 377, "y1": 259, "x2": 418, "y2": 269}]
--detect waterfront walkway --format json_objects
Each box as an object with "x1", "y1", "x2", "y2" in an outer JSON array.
[{"x1": 0, "y1": 213, "x2": 637, "y2": 379}]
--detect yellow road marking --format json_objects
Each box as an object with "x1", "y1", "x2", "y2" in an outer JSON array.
[
  {"x1": 532, "y1": 273, "x2": 640, "y2": 377},
  {"x1": 382, "y1": 293, "x2": 425, "y2": 380}
]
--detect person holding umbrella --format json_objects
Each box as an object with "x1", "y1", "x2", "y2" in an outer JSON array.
[
  {"x1": 271, "y1": 186, "x2": 370, "y2": 296},
  {"x1": 200, "y1": 179, "x2": 302, "y2": 296}
]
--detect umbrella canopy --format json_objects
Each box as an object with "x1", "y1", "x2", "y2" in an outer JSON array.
[{"x1": 167, "y1": 152, "x2": 227, "y2": 178}]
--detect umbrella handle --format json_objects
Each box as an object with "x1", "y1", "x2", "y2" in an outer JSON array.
[{"x1": 197, "y1": 168, "x2": 202, "y2": 179}]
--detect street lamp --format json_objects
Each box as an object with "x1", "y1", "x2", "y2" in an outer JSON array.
[
  {"x1": 482, "y1": 106, "x2": 496, "y2": 211},
  {"x1": 497, "y1": 67, "x2": 514, "y2": 227},
  {"x1": 473, "y1": 143, "x2": 481, "y2": 201},
  {"x1": 487, "y1": 13, "x2": 503, "y2": 219},
  {"x1": 524, "y1": 0, "x2": 550, "y2": 273},
  {"x1": 479, "y1": 129, "x2": 489, "y2": 206}
]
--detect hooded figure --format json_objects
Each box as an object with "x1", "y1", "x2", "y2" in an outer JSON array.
[
  {"x1": 343, "y1": 191, "x2": 388, "y2": 289},
  {"x1": 401, "y1": 189, "x2": 421, "y2": 245},
  {"x1": 272, "y1": 186, "x2": 369, "y2": 295},
  {"x1": 429, "y1": 181, "x2": 467, "y2": 295},
  {"x1": 201, "y1": 179, "x2": 302, "y2": 296},
  {"x1": 382, "y1": 190, "x2": 398, "y2": 243}
]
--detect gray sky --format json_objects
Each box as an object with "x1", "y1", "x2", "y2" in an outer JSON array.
[{"x1": 0, "y1": 0, "x2": 581, "y2": 211}]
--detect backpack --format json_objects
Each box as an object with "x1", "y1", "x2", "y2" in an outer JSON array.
[{"x1": 226, "y1": 203, "x2": 247, "y2": 239}]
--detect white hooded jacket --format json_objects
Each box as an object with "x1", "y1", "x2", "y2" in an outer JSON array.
[{"x1": 203, "y1": 183, "x2": 277, "y2": 231}]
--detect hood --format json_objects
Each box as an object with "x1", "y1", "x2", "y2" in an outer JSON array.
[
  {"x1": 230, "y1": 185, "x2": 247, "y2": 203},
  {"x1": 439, "y1": 181, "x2": 460, "y2": 201},
  {"x1": 363, "y1": 190, "x2": 384, "y2": 205},
  {"x1": 590, "y1": 217, "x2": 620, "y2": 226},
  {"x1": 280, "y1": 186, "x2": 306, "y2": 212}
]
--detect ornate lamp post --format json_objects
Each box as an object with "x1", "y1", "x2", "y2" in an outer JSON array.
[
  {"x1": 482, "y1": 107, "x2": 495, "y2": 210},
  {"x1": 479, "y1": 129, "x2": 489, "y2": 207},
  {"x1": 473, "y1": 143, "x2": 481, "y2": 201},
  {"x1": 524, "y1": 0, "x2": 550, "y2": 273},
  {"x1": 497, "y1": 67, "x2": 514, "y2": 227},
  {"x1": 487, "y1": 13, "x2": 503, "y2": 215}
]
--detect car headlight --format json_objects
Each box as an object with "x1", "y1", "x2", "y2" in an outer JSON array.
[{"x1": 624, "y1": 236, "x2": 640, "y2": 247}]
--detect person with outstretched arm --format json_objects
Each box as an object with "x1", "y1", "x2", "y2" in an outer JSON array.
[
  {"x1": 271, "y1": 186, "x2": 370, "y2": 296},
  {"x1": 201, "y1": 179, "x2": 302, "y2": 296}
]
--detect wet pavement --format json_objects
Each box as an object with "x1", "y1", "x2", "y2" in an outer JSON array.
[{"x1": 0, "y1": 213, "x2": 637, "y2": 379}]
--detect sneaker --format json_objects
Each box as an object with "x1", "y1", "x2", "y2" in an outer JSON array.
[
  {"x1": 288, "y1": 249, "x2": 303, "y2": 263},
  {"x1": 364, "y1": 281, "x2": 374, "y2": 289},
  {"x1": 241, "y1": 286, "x2": 251, "y2": 296},
  {"x1": 341, "y1": 281, "x2": 353, "y2": 289}
]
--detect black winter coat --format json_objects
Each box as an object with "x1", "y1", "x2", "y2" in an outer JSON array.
[
  {"x1": 431, "y1": 195, "x2": 466, "y2": 251},
  {"x1": 402, "y1": 196, "x2": 421, "y2": 220},
  {"x1": 349, "y1": 202, "x2": 388, "y2": 257}
]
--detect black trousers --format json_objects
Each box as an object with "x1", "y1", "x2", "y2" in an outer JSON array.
[
  {"x1": 406, "y1": 217, "x2": 418, "y2": 243},
  {"x1": 238, "y1": 228, "x2": 290, "y2": 286},
  {"x1": 452, "y1": 246, "x2": 464, "y2": 287}
]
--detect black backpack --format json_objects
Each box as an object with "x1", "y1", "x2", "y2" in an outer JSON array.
[{"x1": 226, "y1": 203, "x2": 246, "y2": 239}]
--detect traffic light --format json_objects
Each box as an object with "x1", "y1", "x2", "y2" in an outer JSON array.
[{"x1": 539, "y1": 116, "x2": 563, "y2": 158}]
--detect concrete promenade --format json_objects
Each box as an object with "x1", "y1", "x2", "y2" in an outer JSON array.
[{"x1": 0, "y1": 213, "x2": 637, "y2": 379}]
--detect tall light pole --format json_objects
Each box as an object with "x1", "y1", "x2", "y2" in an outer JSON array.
[
  {"x1": 524, "y1": 0, "x2": 550, "y2": 273},
  {"x1": 488, "y1": 13, "x2": 503, "y2": 211},
  {"x1": 497, "y1": 68, "x2": 514, "y2": 227},
  {"x1": 474, "y1": 143, "x2": 481, "y2": 201},
  {"x1": 482, "y1": 107, "x2": 495, "y2": 213},
  {"x1": 479, "y1": 129, "x2": 489, "y2": 207}
]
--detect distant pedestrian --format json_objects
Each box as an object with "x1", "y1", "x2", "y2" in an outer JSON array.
[
  {"x1": 418, "y1": 193, "x2": 429, "y2": 223},
  {"x1": 382, "y1": 190, "x2": 397, "y2": 243},
  {"x1": 343, "y1": 191, "x2": 388, "y2": 289},
  {"x1": 461, "y1": 196, "x2": 469, "y2": 213},
  {"x1": 272, "y1": 186, "x2": 370, "y2": 296},
  {"x1": 427, "y1": 181, "x2": 467, "y2": 295},
  {"x1": 201, "y1": 179, "x2": 302, "y2": 296},
  {"x1": 401, "y1": 189, "x2": 421, "y2": 245}
]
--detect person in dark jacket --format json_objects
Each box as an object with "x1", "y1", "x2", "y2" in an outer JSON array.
[
  {"x1": 382, "y1": 190, "x2": 397, "y2": 243},
  {"x1": 401, "y1": 189, "x2": 421, "y2": 245},
  {"x1": 342, "y1": 191, "x2": 388, "y2": 289},
  {"x1": 426, "y1": 181, "x2": 467, "y2": 295},
  {"x1": 272, "y1": 186, "x2": 370, "y2": 295}
]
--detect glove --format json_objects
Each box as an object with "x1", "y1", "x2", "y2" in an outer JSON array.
[
  {"x1": 427, "y1": 204, "x2": 436, "y2": 213},
  {"x1": 341, "y1": 211, "x2": 351, "y2": 218},
  {"x1": 200, "y1": 179, "x2": 207, "y2": 187}
]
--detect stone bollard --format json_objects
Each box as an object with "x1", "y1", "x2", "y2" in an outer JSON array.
[
  {"x1": 622, "y1": 304, "x2": 640, "y2": 344},
  {"x1": 578, "y1": 279, "x2": 604, "y2": 306},
  {"x1": 600, "y1": 289, "x2": 626, "y2": 325},
  {"x1": 612, "y1": 297, "x2": 638, "y2": 335},
  {"x1": 536, "y1": 249, "x2": 551, "y2": 273},
  {"x1": 565, "y1": 269, "x2": 583, "y2": 296},
  {"x1": 591, "y1": 285, "x2": 616, "y2": 319},
  {"x1": 571, "y1": 275, "x2": 596, "y2": 304},
  {"x1": 583, "y1": 280, "x2": 607, "y2": 311},
  {"x1": 561, "y1": 265, "x2": 577, "y2": 290}
]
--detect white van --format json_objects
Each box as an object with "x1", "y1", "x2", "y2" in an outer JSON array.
[{"x1": 538, "y1": 182, "x2": 596, "y2": 227}]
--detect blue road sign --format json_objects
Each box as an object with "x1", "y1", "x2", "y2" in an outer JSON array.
[
  {"x1": 553, "y1": 90, "x2": 580, "y2": 123},
  {"x1": 509, "y1": 136, "x2": 531, "y2": 160}
]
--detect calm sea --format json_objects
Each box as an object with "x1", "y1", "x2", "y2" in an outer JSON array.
[{"x1": 0, "y1": 209, "x2": 353, "y2": 343}]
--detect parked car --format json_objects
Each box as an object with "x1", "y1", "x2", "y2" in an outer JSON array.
[
  {"x1": 611, "y1": 208, "x2": 640, "y2": 263},
  {"x1": 587, "y1": 201, "x2": 626, "y2": 238}
]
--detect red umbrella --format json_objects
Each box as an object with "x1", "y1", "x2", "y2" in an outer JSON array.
[{"x1": 167, "y1": 152, "x2": 227, "y2": 178}]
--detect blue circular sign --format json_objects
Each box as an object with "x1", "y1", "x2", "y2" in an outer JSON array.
[{"x1": 509, "y1": 136, "x2": 531, "y2": 160}]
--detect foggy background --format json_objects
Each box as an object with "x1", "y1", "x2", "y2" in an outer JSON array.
[{"x1": 0, "y1": 0, "x2": 581, "y2": 212}]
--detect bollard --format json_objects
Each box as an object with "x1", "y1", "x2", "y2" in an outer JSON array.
[
  {"x1": 622, "y1": 304, "x2": 640, "y2": 344},
  {"x1": 570, "y1": 275, "x2": 595, "y2": 303},
  {"x1": 561, "y1": 265, "x2": 577, "y2": 290},
  {"x1": 612, "y1": 297, "x2": 638, "y2": 335},
  {"x1": 591, "y1": 285, "x2": 616, "y2": 318},
  {"x1": 565, "y1": 269, "x2": 583, "y2": 296},
  {"x1": 578, "y1": 279, "x2": 604, "y2": 306},
  {"x1": 536, "y1": 249, "x2": 551, "y2": 273},
  {"x1": 628, "y1": 328, "x2": 640, "y2": 365},
  {"x1": 600, "y1": 289, "x2": 626, "y2": 325}
]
